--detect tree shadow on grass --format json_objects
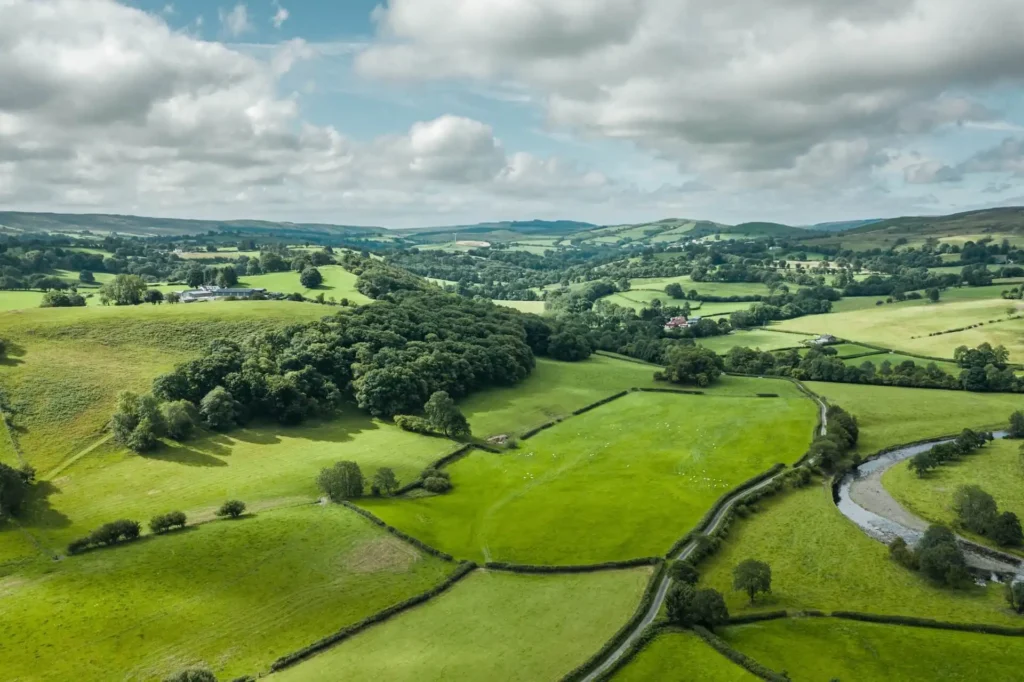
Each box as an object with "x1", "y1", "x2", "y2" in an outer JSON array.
[
  {"x1": 0, "y1": 339, "x2": 26, "y2": 367},
  {"x1": 15, "y1": 480, "x2": 71, "y2": 530},
  {"x1": 142, "y1": 441, "x2": 228, "y2": 467}
]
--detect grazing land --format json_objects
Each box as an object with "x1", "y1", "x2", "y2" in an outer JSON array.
[
  {"x1": 698, "y1": 329, "x2": 813, "y2": 354},
  {"x1": 270, "y1": 568, "x2": 651, "y2": 682},
  {"x1": 696, "y1": 486, "x2": 1017, "y2": 624},
  {"x1": 0, "y1": 505, "x2": 453, "y2": 682},
  {"x1": 628, "y1": 276, "x2": 772, "y2": 298},
  {"x1": 724, "y1": 618, "x2": 1024, "y2": 682},
  {"x1": 361, "y1": 386, "x2": 816, "y2": 564},
  {"x1": 613, "y1": 629, "x2": 757, "y2": 681},
  {"x1": 239, "y1": 265, "x2": 371, "y2": 303},
  {"x1": 494, "y1": 299, "x2": 546, "y2": 314}
]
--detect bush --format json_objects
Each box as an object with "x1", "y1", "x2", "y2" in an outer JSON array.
[
  {"x1": 992, "y1": 511, "x2": 1024, "y2": 547},
  {"x1": 40, "y1": 290, "x2": 86, "y2": 307},
  {"x1": 164, "y1": 669, "x2": 217, "y2": 682},
  {"x1": 73, "y1": 519, "x2": 142, "y2": 551},
  {"x1": 111, "y1": 391, "x2": 166, "y2": 453},
  {"x1": 423, "y1": 476, "x2": 452, "y2": 493},
  {"x1": 162, "y1": 400, "x2": 198, "y2": 441},
  {"x1": 150, "y1": 511, "x2": 188, "y2": 534},
  {"x1": 67, "y1": 537, "x2": 92, "y2": 555},
  {"x1": 666, "y1": 584, "x2": 729, "y2": 629},
  {"x1": 888, "y1": 536, "x2": 919, "y2": 570},
  {"x1": 200, "y1": 386, "x2": 239, "y2": 431},
  {"x1": 916, "y1": 525, "x2": 969, "y2": 587},
  {"x1": 216, "y1": 500, "x2": 246, "y2": 519},
  {"x1": 300, "y1": 267, "x2": 323, "y2": 288},
  {"x1": 317, "y1": 461, "x2": 364, "y2": 501},
  {"x1": 394, "y1": 415, "x2": 435, "y2": 435},
  {"x1": 668, "y1": 559, "x2": 700, "y2": 585}
]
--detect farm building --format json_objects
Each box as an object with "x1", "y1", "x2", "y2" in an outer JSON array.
[
  {"x1": 664, "y1": 315, "x2": 701, "y2": 331},
  {"x1": 179, "y1": 285, "x2": 268, "y2": 302},
  {"x1": 807, "y1": 334, "x2": 838, "y2": 346}
]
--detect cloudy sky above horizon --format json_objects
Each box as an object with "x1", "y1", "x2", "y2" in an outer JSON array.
[{"x1": 2, "y1": 0, "x2": 1024, "y2": 228}]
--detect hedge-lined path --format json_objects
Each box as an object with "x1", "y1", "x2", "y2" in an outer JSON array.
[{"x1": 580, "y1": 386, "x2": 829, "y2": 680}]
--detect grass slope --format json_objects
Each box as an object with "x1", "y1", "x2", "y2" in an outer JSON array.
[
  {"x1": 270, "y1": 568, "x2": 651, "y2": 682},
  {"x1": 363, "y1": 384, "x2": 816, "y2": 564},
  {"x1": 697, "y1": 486, "x2": 1017, "y2": 625},
  {"x1": 613, "y1": 630, "x2": 757, "y2": 681},
  {"x1": 629, "y1": 276, "x2": 772, "y2": 298},
  {"x1": 724, "y1": 618, "x2": 1024, "y2": 682},
  {"x1": 698, "y1": 329, "x2": 813, "y2": 355},
  {"x1": 238, "y1": 265, "x2": 371, "y2": 303},
  {"x1": 883, "y1": 438, "x2": 1024, "y2": 555},
  {"x1": 806, "y1": 382, "x2": 1024, "y2": 455},
  {"x1": 0, "y1": 505, "x2": 452, "y2": 682}
]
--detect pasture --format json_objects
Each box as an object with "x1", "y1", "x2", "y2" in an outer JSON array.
[
  {"x1": 239, "y1": 265, "x2": 371, "y2": 303},
  {"x1": 697, "y1": 486, "x2": 1017, "y2": 624},
  {"x1": 697, "y1": 329, "x2": 813, "y2": 355},
  {"x1": 628, "y1": 276, "x2": 772, "y2": 298},
  {"x1": 724, "y1": 618, "x2": 1024, "y2": 682},
  {"x1": 0, "y1": 504, "x2": 453, "y2": 682},
  {"x1": 270, "y1": 567, "x2": 652, "y2": 682},
  {"x1": 806, "y1": 382, "x2": 1024, "y2": 455},
  {"x1": 883, "y1": 438, "x2": 1024, "y2": 554},
  {"x1": 362, "y1": 386, "x2": 816, "y2": 564},
  {"x1": 613, "y1": 629, "x2": 756, "y2": 681},
  {"x1": 494, "y1": 299, "x2": 546, "y2": 314}
]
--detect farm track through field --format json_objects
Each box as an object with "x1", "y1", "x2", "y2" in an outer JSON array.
[{"x1": 44, "y1": 433, "x2": 113, "y2": 480}]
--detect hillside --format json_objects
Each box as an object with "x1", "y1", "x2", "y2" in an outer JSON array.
[{"x1": 800, "y1": 206, "x2": 1024, "y2": 249}]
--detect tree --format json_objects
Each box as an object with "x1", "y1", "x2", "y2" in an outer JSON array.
[
  {"x1": 373, "y1": 467, "x2": 400, "y2": 496},
  {"x1": 952, "y1": 485, "x2": 998, "y2": 535},
  {"x1": 79, "y1": 270, "x2": 95, "y2": 284},
  {"x1": 546, "y1": 330, "x2": 592, "y2": 361},
  {"x1": 1009, "y1": 411, "x2": 1024, "y2": 439},
  {"x1": 300, "y1": 267, "x2": 324, "y2": 288},
  {"x1": 317, "y1": 461, "x2": 364, "y2": 501},
  {"x1": 691, "y1": 589, "x2": 730, "y2": 629},
  {"x1": 143, "y1": 289, "x2": 164, "y2": 305},
  {"x1": 665, "y1": 582, "x2": 697, "y2": 625},
  {"x1": 150, "y1": 511, "x2": 187, "y2": 534},
  {"x1": 926, "y1": 287, "x2": 940, "y2": 303},
  {"x1": 162, "y1": 400, "x2": 197, "y2": 441},
  {"x1": 40, "y1": 290, "x2": 86, "y2": 307},
  {"x1": 991, "y1": 511, "x2": 1024, "y2": 547},
  {"x1": 732, "y1": 559, "x2": 772, "y2": 603},
  {"x1": 668, "y1": 559, "x2": 700, "y2": 585},
  {"x1": 111, "y1": 391, "x2": 166, "y2": 452},
  {"x1": 1006, "y1": 581, "x2": 1024, "y2": 614},
  {"x1": 665, "y1": 282, "x2": 685, "y2": 299},
  {"x1": 217, "y1": 266, "x2": 238, "y2": 288},
  {"x1": 200, "y1": 386, "x2": 238, "y2": 431},
  {"x1": 666, "y1": 584, "x2": 729, "y2": 628},
  {"x1": 424, "y1": 391, "x2": 471, "y2": 438},
  {"x1": 916, "y1": 524, "x2": 969, "y2": 587},
  {"x1": 657, "y1": 345, "x2": 724, "y2": 387},
  {"x1": 908, "y1": 450, "x2": 936, "y2": 477},
  {"x1": 0, "y1": 462, "x2": 30, "y2": 521},
  {"x1": 422, "y1": 467, "x2": 452, "y2": 494},
  {"x1": 216, "y1": 500, "x2": 246, "y2": 518},
  {"x1": 164, "y1": 668, "x2": 217, "y2": 682},
  {"x1": 100, "y1": 274, "x2": 148, "y2": 306}
]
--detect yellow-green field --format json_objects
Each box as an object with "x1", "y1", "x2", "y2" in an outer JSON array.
[
  {"x1": 239, "y1": 265, "x2": 370, "y2": 303},
  {"x1": 698, "y1": 329, "x2": 813, "y2": 355},
  {"x1": 494, "y1": 299, "x2": 546, "y2": 314},
  {"x1": 614, "y1": 629, "x2": 756, "y2": 681}
]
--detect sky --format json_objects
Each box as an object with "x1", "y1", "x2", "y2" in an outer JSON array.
[{"x1": 2, "y1": 0, "x2": 1024, "y2": 228}]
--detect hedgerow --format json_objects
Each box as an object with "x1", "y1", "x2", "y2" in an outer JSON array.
[{"x1": 691, "y1": 625, "x2": 789, "y2": 681}]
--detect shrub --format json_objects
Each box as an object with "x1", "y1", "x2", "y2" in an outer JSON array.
[
  {"x1": 423, "y1": 476, "x2": 453, "y2": 493},
  {"x1": 668, "y1": 559, "x2": 700, "y2": 585},
  {"x1": 394, "y1": 414, "x2": 434, "y2": 435},
  {"x1": 317, "y1": 461, "x2": 364, "y2": 501},
  {"x1": 40, "y1": 290, "x2": 86, "y2": 307},
  {"x1": 150, "y1": 511, "x2": 188, "y2": 534},
  {"x1": 216, "y1": 500, "x2": 246, "y2": 519},
  {"x1": 162, "y1": 400, "x2": 198, "y2": 441},
  {"x1": 888, "y1": 536, "x2": 918, "y2": 570},
  {"x1": 88, "y1": 519, "x2": 142, "y2": 546},
  {"x1": 373, "y1": 467, "x2": 400, "y2": 496},
  {"x1": 67, "y1": 537, "x2": 92, "y2": 555},
  {"x1": 111, "y1": 391, "x2": 166, "y2": 453},
  {"x1": 0, "y1": 462, "x2": 30, "y2": 520},
  {"x1": 992, "y1": 511, "x2": 1024, "y2": 547},
  {"x1": 164, "y1": 669, "x2": 217, "y2": 682},
  {"x1": 953, "y1": 484, "x2": 998, "y2": 536}
]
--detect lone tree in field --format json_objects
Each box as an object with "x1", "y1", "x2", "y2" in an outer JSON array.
[
  {"x1": 915, "y1": 524, "x2": 969, "y2": 588},
  {"x1": 216, "y1": 500, "x2": 246, "y2": 519},
  {"x1": 200, "y1": 386, "x2": 238, "y2": 431},
  {"x1": 300, "y1": 267, "x2": 324, "y2": 289},
  {"x1": 100, "y1": 274, "x2": 148, "y2": 306},
  {"x1": 318, "y1": 461, "x2": 364, "y2": 501},
  {"x1": 732, "y1": 559, "x2": 772, "y2": 603},
  {"x1": 953, "y1": 485, "x2": 998, "y2": 536},
  {"x1": 665, "y1": 282, "x2": 685, "y2": 299},
  {"x1": 1009, "y1": 411, "x2": 1024, "y2": 439},
  {"x1": 424, "y1": 391, "x2": 471, "y2": 439},
  {"x1": 373, "y1": 467, "x2": 400, "y2": 496},
  {"x1": 164, "y1": 668, "x2": 217, "y2": 682},
  {"x1": 111, "y1": 391, "x2": 166, "y2": 453}
]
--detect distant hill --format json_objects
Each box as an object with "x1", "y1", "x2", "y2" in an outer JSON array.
[
  {"x1": 726, "y1": 222, "x2": 814, "y2": 238},
  {"x1": 807, "y1": 219, "x2": 881, "y2": 233},
  {"x1": 396, "y1": 219, "x2": 598, "y2": 244}
]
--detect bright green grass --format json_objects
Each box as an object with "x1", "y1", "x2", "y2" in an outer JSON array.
[
  {"x1": 697, "y1": 486, "x2": 1018, "y2": 624},
  {"x1": 723, "y1": 618, "x2": 1024, "y2": 682},
  {"x1": 825, "y1": 343, "x2": 880, "y2": 357},
  {"x1": 361, "y1": 387, "x2": 816, "y2": 564},
  {"x1": 613, "y1": 629, "x2": 757, "y2": 681},
  {"x1": 0, "y1": 290, "x2": 44, "y2": 311},
  {"x1": 694, "y1": 301, "x2": 747, "y2": 317},
  {"x1": 0, "y1": 302, "x2": 330, "y2": 471},
  {"x1": 269, "y1": 567, "x2": 651, "y2": 682},
  {"x1": 494, "y1": 299, "x2": 546, "y2": 314},
  {"x1": 883, "y1": 438, "x2": 1024, "y2": 556},
  {"x1": 458, "y1": 355, "x2": 665, "y2": 439},
  {"x1": 830, "y1": 296, "x2": 892, "y2": 313},
  {"x1": 3, "y1": 413, "x2": 457, "y2": 559},
  {"x1": 843, "y1": 352, "x2": 959, "y2": 375},
  {"x1": 806, "y1": 382, "x2": 1024, "y2": 455},
  {"x1": 629, "y1": 276, "x2": 772, "y2": 298},
  {"x1": 0, "y1": 505, "x2": 452, "y2": 682},
  {"x1": 238, "y1": 265, "x2": 371, "y2": 303},
  {"x1": 698, "y1": 329, "x2": 813, "y2": 355}
]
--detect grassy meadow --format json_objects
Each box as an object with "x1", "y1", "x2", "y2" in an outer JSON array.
[
  {"x1": 883, "y1": 437, "x2": 1024, "y2": 554},
  {"x1": 362, "y1": 385, "x2": 816, "y2": 564},
  {"x1": 613, "y1": 629, "x2": 757, "y2": 681},
  {"x1": 806, "y1": 382, "x2": 1024, "y2": 455},
  {"x1": 698, "y1": 329, "x2": 813, "y2": 355},
  {"x1": 494, "y1": 299, "x2": 546, "y2": 314},
  {"x1": 724, "y1": 618, "x2": 1024, "y2": 682},
  {"x1": 628, "y1": 276, "x2": 772, "y2": 298},
  {"x1": 239, "y1": 265, "x2": 371, "y2": 303},
  {"x1": 0, "y1": 301, "x2": 329, "y2": 472},
  {"x1": 270, "y1": 568, "x2": 652, "y2": 682},
  {"x1": 0, "y1": 504, "x2": 453, "y2": 682},
  {"x1": 696, "y1": 486, "x2": 1018, "y2": 625}
]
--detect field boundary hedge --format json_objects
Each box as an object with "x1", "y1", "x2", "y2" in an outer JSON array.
[
  {"x1": 588, "y1": 620, "x2": 672, "y2": 682},
  {"x1": 635, "y1": 387, "x2": 705, "y2": 395},
  {"x1": 340, "y1": 501, "x2": 455, "y2": 562},
  {"x1": 829, "y1": 611, "x2": 1024, "y2": 636},
  {"x1": 692, "y1": 625, "x2": 789, "y2": 681},
  {"x1": 726, "y1": 611, "x2": 789, "y2": 625},
  {"x1": 484, "y1": 557, "x2": 659, "y2": 574},
  {"x1": 593, "y1": 350, "x2": 663, "y2": 368},
  {"x1": 560, "y1": 560, "x2": 667, "y2": 682},
  {"x1": 268, "y1": 561, "x2": 477, "y2": 672},
  {"x1": 394, "y1": 443, "x2": 479, "y2": 495}
]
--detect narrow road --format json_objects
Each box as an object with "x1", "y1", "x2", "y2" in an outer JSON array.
[{"x1": 581, "y1": 385, "x2": 828, "y2": 681}]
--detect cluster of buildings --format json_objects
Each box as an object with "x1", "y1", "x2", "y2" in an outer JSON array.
[
  {"x1": 178, "y1": 285, "x2": 268, "y2": 303},
  {"x1": 663, "y1": 315, "x2": 703, "y2": 331}
]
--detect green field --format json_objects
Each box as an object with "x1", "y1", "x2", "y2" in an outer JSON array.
[
  {"x1": 883, "y1": 438, "x2": 1024, "y2": 554},
  {"x1": 698, "y1": 329, "x2": 813, "y2": 355},
  {"x1": 270, "y1": 567, "x2": 651, "y2": 682},
  {"x1": 0, "y1": 290, "x2": 45, "y2": 311},
  {"x1": 697, "y1": 485, "x2": 1017, "y2": 624},
  {"x1": 361, "y1": 386, "x2": 816, "y2": 564},
  {"x1": 238, "y1": 265, "x2": 370, "y2": 303},
  {"x1": 724, "y1": 618, "x2": 1024, "y2": 682},
  {"x1": 0, "y1": 505, "x2": 453, "y2": 682},
  {"x1": 614, "y1": 629, "x2": 756, "y2": 681},
  {"x1": 806, "y1": 382, "x2": 1024, "y2": 455},
  {"x1": 827, "y1": 343, "x2": 884, "y2": 358},
  {"x1": 629, "y1": 276, "x2": 772, "y2": 298},
  {"x1": 0, "y1": 302, "x2": 331, "y2": 472},
  {"x1": 494, "y1": 299, "x2": 546, "y2": 314}
]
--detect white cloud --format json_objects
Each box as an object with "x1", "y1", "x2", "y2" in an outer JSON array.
[
  {"x1": 271, "y1": 1, "x2": 289, "y2": 29},
  {"x1": 219, "y1": 3, "x2": 252, "y2": 37}
]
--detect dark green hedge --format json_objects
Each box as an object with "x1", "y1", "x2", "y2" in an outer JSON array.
[
  {"x1": 726, "y1": 611, "x2": 789, "y2": 625},
  {"x1": 560, "y1": 560, "x2": 667, "y2": 682},
  {"x1": 692, "y1": 625, "x2": 789, "y2": 681},
  {"x1": 485, "y1": 557, "x2": 660, "y2": 574},
  {"x1": 635, "y1": 387, "x2": 705, "y2": 395},
  {"x1": 270, "y1": 561, "x2": 477, "y2": 671},
  {"x1": 520, "y1": 419, "x2": 561, "y2": 440},
  {"x1": 571, "y1": 391, "x2": 630, "y2": 416},
  {"x1": 830, "y1": 611, "x2": 1024, "y2": 636},
  {"x1": 340, "y1": 501, "x2": 454, "y2": 562},
  {"x1": 393, "y1": 444, "x2": 477, "y2": 495},
  {"x1": 755, "y1": 393, "x2": 779, "y2": 398},
  {"x1": 589, "y1": 621, "x2": 674, "y2": 682}
]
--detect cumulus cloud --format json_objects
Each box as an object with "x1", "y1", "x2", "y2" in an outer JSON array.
[
  {"x1": 271, "y1": 1, "x2": 289, "y2": 29},
  {"x1": 359, "y1": 0, "x2": 1024, "y2": 189},
  {"x1": 219, "y1": 3, "x2": 252, "y2": 37}
]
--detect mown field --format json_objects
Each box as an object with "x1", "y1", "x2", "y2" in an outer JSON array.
[
  {"x1": 613, "y1": 629, "x2": 756, "y2": 681},
  {"x1": 628, "y1": 276, "x2": 772, "y2": 298},
  {"x1": 0, "y1": 302, "x2": 329, "y2": 472},
  {"x1": 494, "y1": 299, "x2": 546, "y2": 314},
  {"x1": 240, "y1": 265, "x2": 371, "y2": 303},
  {"x1": 362, "y1": 384, "x2": 816, "y2": 564},
  {"x1": 883, "y1": 437, "x2": 1024, "y2": 555},
  {"x1": 696, "y1": 486, "x2": 1017, "y2": 624},
  {"x1": 724, "y1": 618, "x2": 1024, "y2": 682},
  {"x1": 698, "y1": 329, "x2": 813, "y2": 355},
  {"x1": 0, "y1": 505, "x2": 453, "y2": 682},
  {"x1": 270, "y1": 568, "x2": 652, "y2": 682},
  {"x1": 807, "y1": 382, "x2": 1024, "y2": 455}
]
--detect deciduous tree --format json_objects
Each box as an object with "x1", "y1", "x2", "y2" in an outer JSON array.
[
  {"x1": 732, "y1": 559, "x2": 772, "y2": 603},
  {"x1": 317, "y1": 461, "x2": 364, "y2": 501}
]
